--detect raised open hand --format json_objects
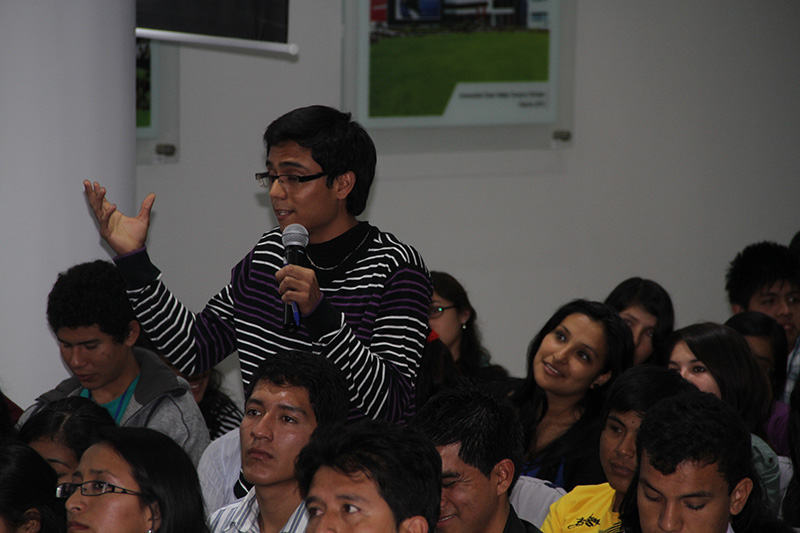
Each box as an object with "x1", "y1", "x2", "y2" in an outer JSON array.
[{"x1": 84, "y1": 180, "x2": 156, "y2": 255}]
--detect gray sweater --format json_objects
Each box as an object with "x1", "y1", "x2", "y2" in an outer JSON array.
[{"x1": 19, "y1": 347, "x2": 210, "y2": 465}]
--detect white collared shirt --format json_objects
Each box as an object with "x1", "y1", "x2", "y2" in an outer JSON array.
[{"x1": 209, "y1": 487, "x2": 308, "y2": 533}]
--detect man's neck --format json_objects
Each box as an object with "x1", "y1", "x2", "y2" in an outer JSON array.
[
  {"x1": 308, "y1": 215, "x2": 358, "y2": 245},
  {"x1": 255, "y1": 481, "x2": 303, "y2": 533},
  {"x1": 491, "y1": 498, "x2": 512, "y2": 533},
  {"x1": 90, "y1": 351, "x2": 140, "y2": 405}
]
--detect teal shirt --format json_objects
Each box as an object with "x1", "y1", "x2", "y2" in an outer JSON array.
[{"x1": 80, "y1": 374, "x2": 140, "y2": 424}]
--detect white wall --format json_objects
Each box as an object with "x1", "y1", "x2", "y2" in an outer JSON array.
[
  {"x1": 135, "y1": 1, "x2": 800, "y2": 383},
  {"x1": 5, "y1": 1, "x2": 796, "y2": 409},
  {"x1": 0, "y1": 0, "x2": 136, "y2": 408}
]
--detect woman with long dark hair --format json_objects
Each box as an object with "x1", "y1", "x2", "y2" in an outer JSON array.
[
  {"x1": 510, "y1": 299, "x2": 634, "y2": 490},
  {"x1": 429, "y1": 271, "x2": 507, "y2": 382},
  {"x1": 19, "y1": 396, "x2": 115, "y2": 484},
  {"x1": 62, "y1": 427, "x2": 209, "y2": 533},
  {"x1": 666, "y1": 323, "x2": 781, "y2": 514},
  {"x1": 0, "y1": 442, "x2": 65, "y2": 533},
  {"x1": 604, "y1": 277, "x2": 674, "y2": 366}
]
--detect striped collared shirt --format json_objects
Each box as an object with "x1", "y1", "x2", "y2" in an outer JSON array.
[{"x1": 209, "y1": 487, "x2": 308, "y2": 533}]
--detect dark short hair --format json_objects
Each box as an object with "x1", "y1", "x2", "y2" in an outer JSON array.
[
  {"x1": 725, "y1": 311, "x2": 789, "y2": 400},
  {"x1": 264, "y1": 105, "x2": 376, "y2": 216},
  {"x1": 245, "y1": 350, "x2": 349, "y2": 429},
  {"x1": 667, "y1": 323, "x2": 770, "y2": 436},
  {"x1": 725, "y1": 241, "x2": 800, "y2": 309},
  {"x1": 47, "y1": 260, "x2": 136, "y2": 343},
  {"x1": 96, "y1": 427, "x2": 209, "y2": 533},
  {"x1": 626, "y1": 391, "x2": 767, "y2": 533},
  {"x1": 790, "y1": 231, "x2": 800, "y2": 259},
  {"x1": 602, "y1": 365, "x2": 696, "y2": 420},
  {"x1": 414, "y1": 386, "x2": 523, "y2": 491},
  {"x1": 296, "y1": 419, "x2": 441, "y2": 531},
  {"x1": 638, "y1": 391, "x2": 750, "y2": 487},
  {"x1": 18, "y1": 397, "x2": 115, "y2": 460},
  {"x1": 0, "y1": 443, "x2": 65, "y2": 532},
  {"x1": 604, "y1": 277, "x2": 675, "y2": 364}
]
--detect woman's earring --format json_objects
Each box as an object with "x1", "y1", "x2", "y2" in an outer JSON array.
[{"x1": 461, "y1": 323, "x2": 467, "y2": 330}]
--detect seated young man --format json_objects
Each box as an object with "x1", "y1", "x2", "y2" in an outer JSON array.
[
  {"x1": 295, "y1": 419, "x2": 441, "y2": 533},
  {"x1": 540, "y1": 366, "x2": 694, "y2": 533},
  {"x1": 209, "y1": 351, "x2": 348, "y2": 533},
  {"x1": 19, "y1": 260, "x2": 209, "y2": 465},
  {"x1": 726, "y1": 241, "x2": 800, "y2": 402},
  {"x1": 620, "y1": 390, "x2": 793, "y2": 533},
  {"x1": 413, "y1": 387, "x2": 544, "y2": 533}
]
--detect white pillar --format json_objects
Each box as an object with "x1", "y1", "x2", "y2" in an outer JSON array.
[{"x1": 0, "y1": 0, "x2": 136, "y2": 408}]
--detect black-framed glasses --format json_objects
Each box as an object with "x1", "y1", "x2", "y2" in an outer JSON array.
[
  {"x1": 428, "y1": 305, "x2": 457, "y2": 319},
  {"x1": 255, "y1": 172, "x2": 328, "y2": 190},
  {"x1": 56, "y1": 481, "x2": 143, "y2": 499}
]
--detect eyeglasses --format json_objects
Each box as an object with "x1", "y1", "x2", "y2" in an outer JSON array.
[
  {"x1": 56, "y1": 481, "x2": 143, "y2": 499},
  {"x1": 255, "y1": 172, "x2": 328, "y2": 190},
  {"x1": 428, "y1": 305, "x2": 457, "y2": 319}
]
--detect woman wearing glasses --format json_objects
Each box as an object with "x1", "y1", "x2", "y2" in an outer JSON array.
[
  {"x1": 61, "y1": 427, "x2": 208, "y2": 533},
  {"x1": 0, "y1": 443, "x2": 65, "y2": 533},
  {"x1": 428, "y1": 271, "x2": 508, "y2": 382}
]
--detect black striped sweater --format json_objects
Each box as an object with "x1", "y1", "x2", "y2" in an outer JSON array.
[{"x1": 114, "y1": 223, "x2": 431, "y2": 424}]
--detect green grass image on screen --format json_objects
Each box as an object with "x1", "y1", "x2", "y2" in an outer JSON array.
[{"x1": 369, "y1": 31, "x2": 549, "y2": 117}]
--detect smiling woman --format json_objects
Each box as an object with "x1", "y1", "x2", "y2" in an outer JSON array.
[{"x1": 510, "y1": 299, "x2": 633, "y2": 491}]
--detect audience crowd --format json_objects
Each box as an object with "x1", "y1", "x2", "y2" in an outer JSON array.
[{"x1": 1, "y1": 105, "x2": 799, "y2": 533}]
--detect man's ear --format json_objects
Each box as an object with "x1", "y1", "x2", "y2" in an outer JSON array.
[
  {"x1": 729, "y1": 477, "x2": 753, "y2": 516},
  {"x1": 731, "y1": 303, "x2": 745, "y2": 314},
  {"x1": 334, "y1": 171, "x2": 356, "y2": 200},
  {"x1": 492, "y1": 458, "x2": 515, "y2": 496},
  {"x1": 398, "y1": 515, "x2": 429, "y2": 533},
  {"x1": 124, "y1": 320, "x2": 141, "y2": 347},
  {"x1": 18, "y1": 508, "x2": 41, "y2": 533}
]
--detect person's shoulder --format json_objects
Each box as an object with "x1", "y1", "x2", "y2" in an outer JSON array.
[
  {"x1": 367, "y1": 224, "x2": 428, "y2": 269},
  {"x1": 251, "y1": 227, "x2": 283, "y2": 251},
  {"x1": 209, "y1": 486, "x2": 258, "y2": 531},
  {"x1": 510, "y1": 476, "x2": 566, "y2": 528},
  {"x1": 549, "y1": 482, "x2": 614, "y2": 510}
]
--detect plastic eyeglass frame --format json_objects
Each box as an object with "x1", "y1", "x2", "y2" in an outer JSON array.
[
  {"x1": 254, "y1": 171, "x2": 328, "y2": 189},
  {"x1": 55, "y1": 481, "x2": 143, "y2": 499},
  {"x1": 428, "y1": 304, "x2": 457, "y2": 319}
]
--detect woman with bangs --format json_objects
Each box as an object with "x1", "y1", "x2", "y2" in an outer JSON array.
[
  {"x1": 511, "y1": 299, "x2": 634, "y2": 491},
  {"x1": 666, "y1": 322, "x2": 781, "y2": 515},
  {"x1": 604, "y1": 277, "x2": 675, "y2": 366}
]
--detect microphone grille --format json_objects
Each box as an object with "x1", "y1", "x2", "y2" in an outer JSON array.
[{"x1": 282, "y1": 224, "x2": 309, "y2": 249}]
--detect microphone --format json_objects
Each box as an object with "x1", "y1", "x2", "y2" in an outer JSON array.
[{"x1": 281, "y1": 224, "x2": 309, "y2": 332}]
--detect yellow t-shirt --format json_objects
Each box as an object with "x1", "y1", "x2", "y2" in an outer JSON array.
[{"x1": 540, "y1": 483, "x2": 620, "y2": 533}]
